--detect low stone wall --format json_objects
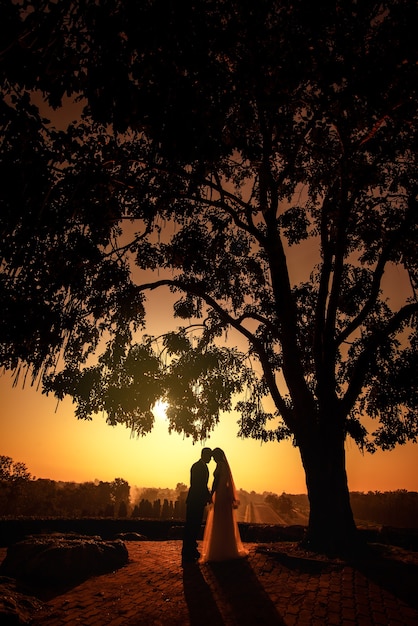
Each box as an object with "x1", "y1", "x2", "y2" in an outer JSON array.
[
  {"x1": 0, "y1": 518, "x2": 308, "y2": 546},
  {"x1": 0, "y1": 518, "x2": 184, "y2": 547},
  {"x1": 0, "y1": 518, "x2": 417, "y2": 550}
]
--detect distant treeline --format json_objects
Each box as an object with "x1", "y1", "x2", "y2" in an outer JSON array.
[
  {"x1": 264, "y1": 491, "x2": 418, "y2": 528},
  {"x1": 0, "y1": 476, "x2": 132, "y2": 518},
  {"x1": 0, "y1": 476, "x2": 189, "y2": 519},
  {"x1": 1, "y1": 479, "x2": 417, "y2": 527},
  {"x1": 349, "y1": 490, "x2": 418, "y2": 528}
]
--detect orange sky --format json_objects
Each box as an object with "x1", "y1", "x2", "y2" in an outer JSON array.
[{"x1": 1, "y1": 365, "x2": 417, "y2": 494}]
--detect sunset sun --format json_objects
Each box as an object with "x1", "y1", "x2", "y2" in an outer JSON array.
[{"x1": 152, "y1": 399, "x2": 169, "y2": 423}]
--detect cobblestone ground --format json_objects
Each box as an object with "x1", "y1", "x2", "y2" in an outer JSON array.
[{"x1": 3, "y1": 541, "x2": 418, "y2": 625}]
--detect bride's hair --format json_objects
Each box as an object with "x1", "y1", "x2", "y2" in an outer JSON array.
[
  {"x1": 212, "y1": 447, "x2": 226, "y2": 462},
  {"x1": 212, "y1": 448, "x2": 240, "y2": 509}
]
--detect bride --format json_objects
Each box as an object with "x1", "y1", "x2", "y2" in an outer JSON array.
[{"x1": 200, "y1": 447, "x2": 248, "y2": 562}]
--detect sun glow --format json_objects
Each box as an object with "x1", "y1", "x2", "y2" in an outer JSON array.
[{"x1": 152, "y1": 399, "x2": 169, "y2": 422}]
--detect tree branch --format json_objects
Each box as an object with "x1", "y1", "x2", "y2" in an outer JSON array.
[
  {"x1": 137, "y1": 277, "x2": 292, "y2": 423},
  {"x1": 337, "y1": 244, "x2": 391, "y2": 346},
  {"x1": 263, "y1": 209, "x2": 316, "y2": 418},
  {"x1": 337, "y1": 198, "x2": 417, "y2": 346},
  {"x1": 342, "y1": 302, "x2": 418, "y2": 415}
]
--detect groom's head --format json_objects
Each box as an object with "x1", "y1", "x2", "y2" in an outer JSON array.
[{"x1": 201, "y1": 448, "x2": 212, "y2": 464}]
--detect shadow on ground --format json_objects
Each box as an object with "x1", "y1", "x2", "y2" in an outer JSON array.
[
  {"x1": 352, "y1": 545, "x2": 418, "y2": 611},
  {"x1": 183, "y1": 564, "x2": 225, "y2": 626},
  {"x1": 259, "y1": 542, "x2": 418, "y2": 613},
  {"x1": 183, "y1": 558, "x2": 285, "y2": 626}
]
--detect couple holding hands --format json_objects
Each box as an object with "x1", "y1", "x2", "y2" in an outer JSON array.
[{"x1": 182, "y1": 447, "x2": 248, "y2": 565}]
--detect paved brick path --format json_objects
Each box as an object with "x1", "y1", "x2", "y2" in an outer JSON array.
[{"x1": 4, "y1": 541, "x2": 418, "y2": 625}]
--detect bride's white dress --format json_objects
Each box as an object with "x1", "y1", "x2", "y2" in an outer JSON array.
[{"x1": 200, "y1": 460, "x2": 248, "y2": 562}]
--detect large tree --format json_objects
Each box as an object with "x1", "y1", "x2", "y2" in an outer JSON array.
[{"x1": 1, "y1": 0, "x2": 418, "y2": 552}]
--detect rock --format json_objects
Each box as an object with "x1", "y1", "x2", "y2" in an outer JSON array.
[
  {"x1": 115, "y1": 532, "x2": 147, "y2": 541},
  {"x1": 0, "y1": 576, "x2": 44, "y2": 624},
  {"x1": 0, "y1": 534, "x2": 129, "y2": 585}
]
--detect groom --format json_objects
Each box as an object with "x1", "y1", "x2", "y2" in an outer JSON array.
[{"x1": 181, "y1": 447, "x2": 212, "y2": 564}]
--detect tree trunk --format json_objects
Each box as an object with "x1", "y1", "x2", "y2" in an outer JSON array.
[{"x1": 298, "y1": 426, "x2": 359, "y2": 555}]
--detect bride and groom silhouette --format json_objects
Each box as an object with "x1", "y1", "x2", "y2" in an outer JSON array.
[{"x1": 181, "y1": 447, "x2": 248, "y2": 565}]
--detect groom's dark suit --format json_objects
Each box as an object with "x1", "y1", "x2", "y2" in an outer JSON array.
[{"x1": 182, "y1": 456, "x2": 211, "y2": 563}]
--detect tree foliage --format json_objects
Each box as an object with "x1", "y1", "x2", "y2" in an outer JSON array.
[
  {"x1": 0, "y1": 455, "x2": 32, "y2": 482},
  {"x1": 1, "y1": 0, "x2": 418, "y2": 550},
  {"x1": 0, "y1": 467, "x2": 131, "y2": 517}
]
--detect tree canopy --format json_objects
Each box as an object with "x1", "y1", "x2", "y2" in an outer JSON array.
[{"x1": 1, "y1": 0, "x2": 418, "y2": 550}]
